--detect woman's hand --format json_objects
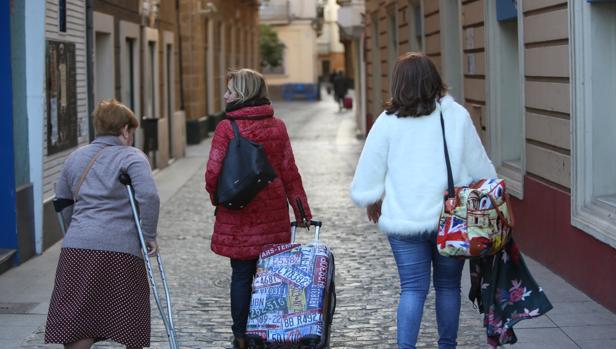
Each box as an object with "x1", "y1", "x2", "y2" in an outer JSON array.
[
  {"x1": 145, "y1": 240, "x2": 158, "y2": 257},
  {"x1": 367, "y1": 200, "x2": 382, "y2": 223}
]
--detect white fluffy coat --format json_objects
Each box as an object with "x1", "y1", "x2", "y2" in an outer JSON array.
[{"x1": 350, "y1": 95, "x2": 497, "y2": 236}]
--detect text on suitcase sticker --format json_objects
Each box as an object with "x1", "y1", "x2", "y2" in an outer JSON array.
[
  {"x1": 246, "y1": 329, "x2": 267, "y2": 340},
  {"x1": 262, "y1": 252, "x2": 302, "y2": 269},
  {"x1": 260, "y1": 243, "x2": 301, "y2": 259},
  {"x1": 267, "y1": 323, "x2": 323, "y2": 344},
  {"x1": 253, "y1": 272, "x2": 283, "y2": 289},
  {"x1": 306, "y1": 285, "x2": 325, "y2": 309},
  {"x1": 249, "y1": 296, "x2": 287, "y2": 318},
  {"x1": 274, "y1": 266, "x2": 312, "y2": 288},
  {"x1": 255, "y1": 284, "x2": 288, "y2": 297},
  {"x1": 297, "y1": 249, "x2": 315, "y2": 273},
  {"x1": 312, "y1": 255, "x2": 329, "y2": 287},
  {"x1": 250, "y1": 312, "x2": 284, "y2": 328},
  {"x1": 282, "y1": 309, "x2": 322, "y2": 330},
  {"x1": 287, "y1": 285, "x2": 307, "y2": 313},
  {"x1": 313, "y1": 243, "x2": 329, "y2": 257}
]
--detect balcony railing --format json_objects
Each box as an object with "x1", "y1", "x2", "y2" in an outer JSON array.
[{"x1": 259, "y1": 2, "x2": 290, "y2": 23}]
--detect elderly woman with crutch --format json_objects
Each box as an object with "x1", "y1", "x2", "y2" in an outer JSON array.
[{"x1": 45, "y1": 99, "x2": 172, "y2": 349}]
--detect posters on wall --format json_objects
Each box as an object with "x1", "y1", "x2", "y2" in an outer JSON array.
[{"x1": 46, "y1": 40, "x2": 77, "y2": 155}]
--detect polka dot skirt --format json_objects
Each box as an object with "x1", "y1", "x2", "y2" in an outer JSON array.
[{"x1": 45, "y1": 248, "x2": 150, "y2": 347}]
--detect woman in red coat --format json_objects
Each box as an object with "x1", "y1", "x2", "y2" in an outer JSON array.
[{"x1": 205, "y1": 69, "x2": 312, "y2": 349}]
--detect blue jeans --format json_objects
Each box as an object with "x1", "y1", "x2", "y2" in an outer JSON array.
[
  {"x1": 388, "y1": 234, "x2": 465, "y2": 349},
  {"x1": 230, "y1": 259, "x2": 258, "y2": 338}
]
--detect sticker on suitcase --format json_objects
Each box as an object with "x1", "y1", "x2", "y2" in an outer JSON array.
[{"x1": 246, "y1": 242, "x2": 332, "y2": 344}]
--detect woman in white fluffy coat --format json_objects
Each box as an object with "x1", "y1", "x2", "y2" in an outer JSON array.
[{"x1": 350, "y1": 53, "x2": 496, "y2": 349}]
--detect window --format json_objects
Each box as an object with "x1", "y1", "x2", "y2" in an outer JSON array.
[
  {"x1": 59, "y1": 0, "x2": 67, "y2": 32},
  {"x1": 163, "y1": 29, "x2": 175, "y2": 162},
  {"x1": 486, "y1": 0, "x2": 524, "y2": 198},
  {"x1": 119, "y1": 22, "x2": 141, "y2": 146},
  {"x1": 148, "y1": 41, "x2": 156, "y2": 118},
  {"x1": 571, "y1": 1, "x2": 616, "y2": 247},
  {"x1": 407, "y1": 0, "x2": 423, "y2": 52},
  {"x1": 126, "y1": 38, "x2": 136, "y2": 110}
]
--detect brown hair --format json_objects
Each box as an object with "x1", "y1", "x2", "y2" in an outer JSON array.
[
  {"x1": 385, "y1": 52, "x2": 448, "y2": 117},
  {"x1": 226, "y1": 68, "x2": 269, "y2": 103},
  {"x1": 93, "y1": 99, "x2": 139, "y2": 136}
]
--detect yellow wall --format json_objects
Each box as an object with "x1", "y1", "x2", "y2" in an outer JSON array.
[{"x1": 265, "y1": 22, "x2": 318, "y2": 85}]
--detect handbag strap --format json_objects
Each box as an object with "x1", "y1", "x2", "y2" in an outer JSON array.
[
  {"x1": 439, "y1": 109, "x2": 455, "y2": 199},
  {"x1": 229, "y1": 119, "x2": 241, "y2": 145},
  {"x1": 73, "y1": 145, "x2": 109, "y2": 201}
]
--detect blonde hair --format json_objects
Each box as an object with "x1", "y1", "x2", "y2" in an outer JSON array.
[
  {"x1": 93, "y1": 99, "x2": 139, "y2": 136},
  {"x1": 226, "y1": 69, "x2": 269, "y2": 103}
]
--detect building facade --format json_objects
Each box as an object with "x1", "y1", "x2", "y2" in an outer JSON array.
[
  {"x1": 41, "y1": 0, "x2": 91, "y2": 250},
  {"x1": 5, "y1": 0, "x2": 47, "y2": 270},
  {"x1": 317, "y1": 0, "x2": 346, "y2": 78},
  {"x1": 361, "y1": 0, "x2": 616, "y2": 312},
  {"x1": 92, "y1": 0, "x2": 186, "y2": 170},
  {"x1": 337, "y1": 0, "x2": 366, "y2": 134},
  {"x1": 259, "y1": 0, "x2": 322, "y2": 99},
  {"x1": 179, "y1": 0, "x2": 260, "y2": 126},
  {"x1": 35, "y1": 0, "x2": 186, "y2": 252}
]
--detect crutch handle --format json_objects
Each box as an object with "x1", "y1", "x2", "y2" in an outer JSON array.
[
  {"x1": 53, "y1": 197, "x2": 74, "y2": 213},
  {"x1": 119, "y1": 172, "x2": 132, "y2": 186}
]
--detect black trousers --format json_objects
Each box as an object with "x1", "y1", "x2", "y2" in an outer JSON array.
[{"x1": 230, "y1": 258, "x2": 258, "y2": 338}]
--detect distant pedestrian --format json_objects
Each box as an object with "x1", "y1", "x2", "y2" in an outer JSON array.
[
  {"x1": 325, "y1": 71, "x2": 334, "y2": 95},
  {"x1": 350, "y1": 52, "x2": 496, "y2": 349},
  {"x1": 45, "y1": 99, "x2": 160, "y2": 349},
  {"x1": 205, "y1": 68, "x2": 312, "y2": 349},
  {"x1": 332, "y1": 70, "x2": 348, "y2": 111}
]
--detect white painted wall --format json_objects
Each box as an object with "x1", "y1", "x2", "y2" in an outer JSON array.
[
  {"x1": 43, "y1": 0, "x2": 89, "y2": 199},
  {"x1": 26, "y1": 1, "x2": 46, "y2": 254}
]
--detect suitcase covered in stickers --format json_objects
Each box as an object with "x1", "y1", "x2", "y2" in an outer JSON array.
[{"x1": 246, "y1": 221, "x2": 336, "y2": 349}]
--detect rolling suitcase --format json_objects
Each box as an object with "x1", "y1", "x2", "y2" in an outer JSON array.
[
  {"x1": 246, "y1": 221, "x2": 336, "y2": 349},
  {"x1": 343, "y1": 96, "x2": 353, "y2": 109}
]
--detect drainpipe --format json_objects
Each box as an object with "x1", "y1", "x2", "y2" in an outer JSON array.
[
  {"x1": 86, "y1": 0, "x2": 94, "y2": 141},
  {"x1": 176, "y1": 0, "x2": 184, "y2": 110}
]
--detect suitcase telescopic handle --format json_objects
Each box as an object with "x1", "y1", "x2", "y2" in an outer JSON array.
[{"x1": 290, "y1": 220, "x2": 322, "y2": 243}]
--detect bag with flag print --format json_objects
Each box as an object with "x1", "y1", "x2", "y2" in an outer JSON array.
[{"x1": 436, "y1": 111, "x2": 514, "y2": 258}]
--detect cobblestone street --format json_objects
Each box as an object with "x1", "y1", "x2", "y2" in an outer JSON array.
[{"x1": 24, "y1": 98, "x2": 486, "y2": 348}]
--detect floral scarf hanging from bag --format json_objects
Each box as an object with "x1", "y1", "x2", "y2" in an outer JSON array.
[{"x1": 469, "y1": 238, "x2": 553, "y2": 347}]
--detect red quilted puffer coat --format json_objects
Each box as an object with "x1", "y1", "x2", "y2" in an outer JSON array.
[{"x1": 205, "y1": 102, "x2": 312, "y2": 260}]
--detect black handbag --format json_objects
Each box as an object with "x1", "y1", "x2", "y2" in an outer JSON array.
[{"x1": 215, "y1": 119, "x2": 277, "y2": 209}]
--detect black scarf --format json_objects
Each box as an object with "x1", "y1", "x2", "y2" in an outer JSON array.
[{"x1": 225, "y1": 97, "x2": 271, "y2": 113}]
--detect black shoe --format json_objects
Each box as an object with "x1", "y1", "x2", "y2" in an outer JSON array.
[{"x1": 233, "y1": 337, "x2": 246, "y2": 349}]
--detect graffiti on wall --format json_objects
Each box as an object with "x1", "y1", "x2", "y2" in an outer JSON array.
[{"x1": 46, "y1": 40, "x2": 77, "y2": 155}]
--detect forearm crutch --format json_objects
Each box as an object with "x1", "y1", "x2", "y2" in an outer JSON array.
[{"x1": 119, "y1": 173, "x2": 179, "y2": 349}]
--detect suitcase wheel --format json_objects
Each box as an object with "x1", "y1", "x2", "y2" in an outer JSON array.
[
  {"x1": 299, "y1": 334, "x2": 321, "y2": 349},
  {"x1": 245, "y1": 334, "x2": 265, "y2": 349}
]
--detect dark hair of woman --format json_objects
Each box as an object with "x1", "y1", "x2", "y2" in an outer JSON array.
[{"x1": 384, "y1": 52, "x2": 448, "y2": 118}]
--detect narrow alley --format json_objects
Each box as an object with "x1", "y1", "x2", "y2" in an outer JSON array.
[
  {"x1": 19, "y1": 97, "x2": 483, "y2": 348},
  {"x1": 3, "y1": 95, "x2": 612, "y2": 348}
]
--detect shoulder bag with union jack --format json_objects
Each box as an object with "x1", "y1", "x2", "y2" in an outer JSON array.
[{"x1": 436, "y1": 110, "x2": 514, "y2": 258}]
